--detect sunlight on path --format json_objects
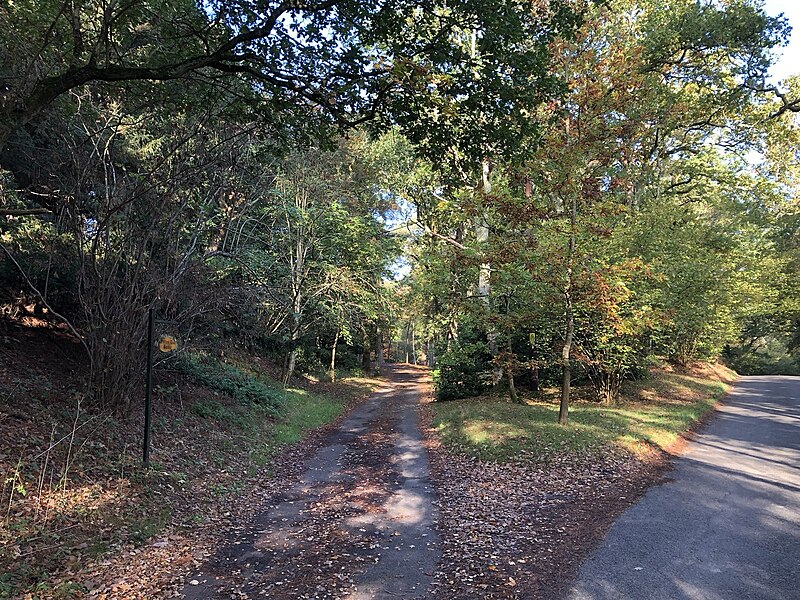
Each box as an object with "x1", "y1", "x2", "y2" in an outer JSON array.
[
  {"x1": 181, "y1": 365, "x2": 440, "y2": 599},
  {"x1": 567, "y1": 376, "x2": 800, "y2": 600}
]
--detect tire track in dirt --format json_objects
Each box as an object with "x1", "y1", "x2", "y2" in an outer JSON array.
[{"x1": 181, "y1": 364, "x2": 440, "y2": 599}]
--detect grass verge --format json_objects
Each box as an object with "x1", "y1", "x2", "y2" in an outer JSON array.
[
  {"x1": 432, "y1": 363, "x2": 736, "y2": 464},
  {"x1": 178, "y1": 352, "x2": 351, "y2": 445}
]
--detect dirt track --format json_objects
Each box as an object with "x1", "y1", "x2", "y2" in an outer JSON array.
[{"x1": 182, "y1": 364, "x2": 440, "y2": 599}]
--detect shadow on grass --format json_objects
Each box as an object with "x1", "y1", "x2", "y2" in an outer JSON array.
[{"x1": 432, "y1": 370, "x2": 731, "y2": 464}]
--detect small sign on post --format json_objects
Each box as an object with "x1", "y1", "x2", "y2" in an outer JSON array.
[
  {"x1": 144, "y1": 319, "x2": 178, "y2": 466},
  {"x1": 158, "y1": 335, "x2": 178, "y2": 353}
]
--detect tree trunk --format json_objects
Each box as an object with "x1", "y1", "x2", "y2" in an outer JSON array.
[
  {"x1": 283, "y1": 189, "x2": 307, "y2": 387},
  {"x1": 284, "y1": 310, "x2": 300, "y2": 386},
  {"x1": 329, "y1": 330, "x2": 339, "y2": 383},
  {"x1": 477, "y1": 157, "x2": 502, "y2": 385},
  {"x1": 530, "y1": 365, "x2": 540, "y2": 393},
  {"x1": 507, "y1": 338, "x2": 523, "y2": 404},
  {"x1": 283, "y1": 284, "x2": 302, "y2": 386},
  {"x1": 445, "y1": 225, "x2": 463, "y2": 352},
  {"x1": 362, "y1": 336, "x2": 371, "y2": 372},
  {"x1": 559, "y1": 194, "x2": 577, "y2": 425},
  {"x1": 508, "y1": 369, "x2": 519, "y2": 404},
  {"x1": 284, "y1": 347, "x2": 297, "y2": 386},
  {"x1": 559, "y1": 355, "x2": 571, "y2": 424},
  {"x1": 375, "y1": 329, "x2": 384, "y2": 374},
  {"x1": 411, "y1": 326, "x2": 417, "y2": 365},
  {"x1": 447, "y1": 318, "x2": 459, "y2": 349}
]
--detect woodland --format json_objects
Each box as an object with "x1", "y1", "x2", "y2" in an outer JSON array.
[
  {"x1": 2, "y1": 0, "x2": 798, "y2": 412},
  {"x1": 0, "y1": 0, "x2": 799, "y2": 597}
]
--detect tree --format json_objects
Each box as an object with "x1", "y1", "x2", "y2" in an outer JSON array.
[
  {"x1": 406, "y1": 0, "x2": 798, "y2": 415},
  {"x1": 0, "y1": 0, "x2": 586, "y2": 157},
  {"x1": 240, "y1": 136, "x2": 399, "y2": 384},
  {"x1": 2, "y1": 0, "x2": 593, "y2": 410},
  {"x1": 527, "y1": 0, "x2": 792, "y2": 418}
]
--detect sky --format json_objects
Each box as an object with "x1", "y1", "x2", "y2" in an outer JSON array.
[{"x1": 763, "y1": 0, "x2": 800, "y2": 84}]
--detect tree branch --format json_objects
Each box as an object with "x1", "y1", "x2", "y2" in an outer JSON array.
[
  {"x1": 0, "y1": 208, "x2": 52, "y2": 216},
  {"x1": 743, "y1": 82, "x2": 800, "y2": 119},
  {"x1": 4, "y1": 0, "x2": 347, "y2": 138}
]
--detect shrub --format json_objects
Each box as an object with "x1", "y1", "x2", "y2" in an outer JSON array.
[
  {"x1": 176, "y1": 353, "x2": 281, "y2": 414},
  {"x1": 433, "y1": 339, "x2": 493, "y2": 401}
]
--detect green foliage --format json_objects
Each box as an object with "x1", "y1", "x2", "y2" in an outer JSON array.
[
  {"x1": 400, "y1": 0, "x2": 798, "y2": 413},
  {"x1": 724, "y1": 339, "x2": 800, "y2": 376},
  {"x1": 1, "y1": 0, "x2": 798, "y2": 414},
  {"x1": 240, "y1": 377, "x2": 351, "y2": 473},
  {"x1": 176, "y1": 354, "x2": 280, "y2": 414},
  {"x1": 188, "y1": 398, "x2": 262, "y2": 431},
  {"x1": 178, "y1": 353, "x2": 350, "y2": 444},
  {"x1": 0, "y1": 191, "x2": 78, "y2": 313},
  {"x1": 1, "y1": 0, "x2": 590, "y2": 411},
  {"x1": 433, "y1": 335, "x2": 493, "y2": 401},
  {"x1": 0, "y1": 0, "x2": 590, "y2": 163}
]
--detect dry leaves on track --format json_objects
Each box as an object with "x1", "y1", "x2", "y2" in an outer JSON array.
[{"x1": 420, "y1": 401, "x2": 666, "y2": 600}]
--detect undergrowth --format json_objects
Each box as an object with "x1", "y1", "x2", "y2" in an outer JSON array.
[
  {"x1": 1, "y1": 349, "x2": 377, "y2": 598},
  {"x1": 177, "y1": 353, "x2": 349, "y2": 446},
  {"x1": 175, "y1": 353, "x2": 281, "y2": 414}
]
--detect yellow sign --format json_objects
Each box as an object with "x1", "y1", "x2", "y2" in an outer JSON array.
[{"x1": 158, "y1": 335, "x2": 178, "y2": 353}]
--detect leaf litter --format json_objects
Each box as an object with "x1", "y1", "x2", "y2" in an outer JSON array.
[{"x1": 419, "y1": 392, "x2": 669, "y2": 600}]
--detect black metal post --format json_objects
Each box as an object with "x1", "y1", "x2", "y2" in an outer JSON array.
[{"x1": 143, "y1": 307, "x2": 154, "y2": 465}]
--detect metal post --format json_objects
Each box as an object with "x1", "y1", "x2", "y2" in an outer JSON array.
[{"x1": 143, "y1": 307, "x2": 154, "y2": 465}]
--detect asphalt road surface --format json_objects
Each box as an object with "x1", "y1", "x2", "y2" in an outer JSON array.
[{"x1": 566, "y1": 375, "x2": 800, "y2": 600}]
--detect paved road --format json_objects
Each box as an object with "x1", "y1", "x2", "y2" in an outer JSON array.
[
  {"x1": 182, "y1": 364, "x2": 440, "y2": 599},
  {"x1": 567, "y1": 376, "x2": 800, "y2": 600}
]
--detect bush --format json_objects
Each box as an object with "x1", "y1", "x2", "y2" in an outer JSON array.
[
  {"x1": 579, "y1": 326, "x2": 651, "y2": 404},
  {"x1": 723, "y1": 339, "x2": 800, "y2": 375},
  {"x1": 176, "y1": 353, "x2": 281, "y2": 414},
  {"x1": 433, "y1": 339, "x2": 493, "y2": 401}
]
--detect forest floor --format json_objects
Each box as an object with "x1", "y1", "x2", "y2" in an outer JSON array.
[
  {"x1": 0, "y1": 321, "x2": 382, "y2": 599},
  {"x1": 0, "y1": 320, "x2": 738, "y2": 599}
]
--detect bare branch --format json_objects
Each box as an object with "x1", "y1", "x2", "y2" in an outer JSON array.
[
  {"x1": 743, "y1": 82, "x2": 800, "y2": 119},
  {"x1": 0, "y1": 241, "x2": 93, "y2": 365}
]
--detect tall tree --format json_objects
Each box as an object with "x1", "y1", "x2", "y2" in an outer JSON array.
[{"x1": 0, "y1": 0, "x2": 585, "y2": 156}]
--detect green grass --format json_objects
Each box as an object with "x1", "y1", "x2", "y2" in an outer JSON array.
[
  {"x1": 272, "y1": 387, "x2": 345, "y2": 445},
  {"x1": 226, "y1": 361, "x2": 348, "y2": 445},
  {"x1": 179, "y1": 353, "x2": 351, "y2": 471},
  {"x1": 244, "y1": 386, "x2": 346, "y2": 472},
  {"x1": 432, "y1": 368, "x2": 732, "y2": 464}
]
